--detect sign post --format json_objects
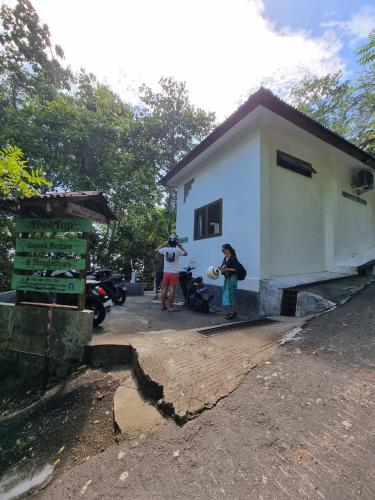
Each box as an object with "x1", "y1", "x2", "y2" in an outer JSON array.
[{"x1": 13, "y1": 217, "x2": 92, "y2": 310}]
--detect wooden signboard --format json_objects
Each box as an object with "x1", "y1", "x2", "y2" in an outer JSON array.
[
  {"x1": 14, "y1": 256, "x2": 86, "y2": 271},
  {"x1": 13, "y1": 215, "x2": 91, "y2": 307},
  {"x1": 16, "y1": 238, "x2": 87, "y2": 254},
  {"x1": 12, "y1": 275, "x2": 85, "y2": 294},
  {"x1": 16, "y1": 218, "x2": 92, "y2": 233},
  {"x1": 66, "y1": 202, "x2": 107, "y2": 224}
]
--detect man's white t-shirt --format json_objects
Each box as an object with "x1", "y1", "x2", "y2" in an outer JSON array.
[{"x1": 158, "y1": 247, "x2": 185, "y2": 274}]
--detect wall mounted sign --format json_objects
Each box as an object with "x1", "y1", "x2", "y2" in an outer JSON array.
[
  {"x1": 179, "y1": 236, "x2": 188, "y2": 243},
  {"x1": 12, "y1": 275, "x2": 85, "y2": 294},
  {"x1": 14, "y1": 256, "x2": 86, "y2": 271},
  {"x1": 342, "y1": 191, "x2": 367, "y2": 206},
  {"x1": 16, "y1": 238, "x2": 87, "y2": 254},
  {"x1": 16, "y1": 218, "x2": 92, "y2": 233},
  {"x1": 66, "y1": 202, "x2": 107, "y2": 224}
]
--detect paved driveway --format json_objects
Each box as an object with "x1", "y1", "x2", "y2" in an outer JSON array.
[
  {"x1": 40, "y1": 283, "x2": 375, "y2": 499},
  {"x1": 94, "y1": 294, "x2": 245, "y2": 337}
]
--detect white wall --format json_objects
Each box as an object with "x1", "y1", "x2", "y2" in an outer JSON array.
[
  {"x1": 267, "y1": 123, "x2": 326, "y2": 276},
  {"x1": 174, "y1": 106, "x2": 375, "y2": 287},
  {"x1": 333, "y1": 160, "x2": 375, "y2": 263},
  {"x1": 263, "y1": 111, "x2": 375, "y2": 277},
  {"x1": 176, "y1": 128, "x2": 261, "y2": 291}
]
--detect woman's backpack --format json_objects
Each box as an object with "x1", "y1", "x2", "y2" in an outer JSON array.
[{"x1": 235, "y1": 261, "x2": 247, "y2": 281}]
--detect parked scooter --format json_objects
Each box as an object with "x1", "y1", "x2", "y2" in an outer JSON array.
[
  {"x1": 52, "y1": 270, "x2": 113, "y2": 326},
  {"x1": 23, "y1": 269, "x2": 112, "y2": 326},
  {"x1": 87, "y1": 268, "x2": 127, "y2": 305},
  {"x1": 179, "y1": 265, "x2": 214, "y2": 313}
]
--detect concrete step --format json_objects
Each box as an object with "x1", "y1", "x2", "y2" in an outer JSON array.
[{"x1": 113, "y1": 370, "x2": 166, "y2": 439}]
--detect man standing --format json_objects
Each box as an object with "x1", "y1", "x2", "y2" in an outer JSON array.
[
  {"x1": 156, "y1": 235, "x2": 187, "y2": 311},
  {"x1": 153, "y1": 252, "x2": 164, "y2": 300}
]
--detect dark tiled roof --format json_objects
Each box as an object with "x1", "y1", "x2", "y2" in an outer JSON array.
[
  {"x1": 0, "y1": 191, "x2": 116, "y2": 221},
  {"x1": 162, "y1": 87, "x2": 375, "y2": 186}
]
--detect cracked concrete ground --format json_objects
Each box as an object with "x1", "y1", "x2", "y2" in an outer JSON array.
[
  {"x1": 89, "y1": 316, "x2": 306, "y2": 421},
  {"x1": 38, "y1": 282, "x2": 375, "y2": 499}
]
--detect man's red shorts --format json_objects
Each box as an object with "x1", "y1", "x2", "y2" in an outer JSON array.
[{"x1": 162, "y1": 272, "x2": 179, "y2": 287}]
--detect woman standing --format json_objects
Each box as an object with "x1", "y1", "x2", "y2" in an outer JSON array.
[{"x1": 221, "y1": 243, "x2": 239, "y2": 320}]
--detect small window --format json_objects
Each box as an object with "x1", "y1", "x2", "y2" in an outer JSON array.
[
  {"x1": 277, "y1": 150, "x2": 316, "y2": 178},
  {"x1": 194, "y1": 199, "x2": 222, "y2": 240}
]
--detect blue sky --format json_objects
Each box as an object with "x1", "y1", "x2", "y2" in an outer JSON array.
[{"x1": 264, "y1": 0, "x2": 375, "y2": 77}]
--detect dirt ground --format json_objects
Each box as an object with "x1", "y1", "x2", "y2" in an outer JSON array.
[
  {"x1": 0, "y1": 369, "x2": 121, "y2": 485},
  {"x1": 37, "y1": 282, "x2": 375, "y2": 499}
]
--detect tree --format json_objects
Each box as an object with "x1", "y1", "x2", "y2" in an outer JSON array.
[
  {"x1": 139, "y1": 77, "x2": 216, "y2": 220},
  {"x1": 354, "y1": 31, "x2": 375, "y2": 155},
  {"x1": 0, "y1": 145, "x2": 51, "y2": 291},
  {"x1": 290, "y1": 72, "x2": 354, "y2": 138},
  {"x1": 289, "y1": 30, "x2": 375, "y2": 158},
  {"x1": 0, "y1": 2, "x2": 216, "y2": 287},
  {"x1": 356, "y1": 29, "x2": 375, "y2": 66},
  {"x1": 139, "y1": 77, "x2": 215, "y2": 178},
  {"x1": 0, "y1": 145, "x2": 51, "y2": 200},
  {"x1": 0, "y1": 0, "x2": 72, "y2": 106}
]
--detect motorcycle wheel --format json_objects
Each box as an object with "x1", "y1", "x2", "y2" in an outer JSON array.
[
  {"x1": 88, "y1": 303, "x2": 106, "y2": 326},
  {"x1": 114, "y1": 289, "x2": 127, "y2": 305}
]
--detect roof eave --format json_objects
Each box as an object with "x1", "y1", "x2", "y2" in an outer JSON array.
[{"x1": 161, "y1": 87, "x2": 375, "y2": 187}]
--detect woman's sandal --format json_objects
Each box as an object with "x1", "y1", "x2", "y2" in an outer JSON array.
[{"x1": 225, "y1": 312, "x2": 237, "y2": 320}]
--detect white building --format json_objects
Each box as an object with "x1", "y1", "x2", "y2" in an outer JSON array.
[{"x1": 162, "y1": 88, "x2": 375, "y2": 316}]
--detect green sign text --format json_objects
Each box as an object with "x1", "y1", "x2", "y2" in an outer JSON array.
[
  {"x1": 14, "y1": 256, "x2": 86, "y2": 271},
  {"x1": 16, "y1": 218, "x2": 92, "y2": 233},
  {"x1": 12, "y1": 275, "x2": 85, "y2": 294},
  {"x1": 16, "y1": 238, "x2": 87, "y2": 254}
]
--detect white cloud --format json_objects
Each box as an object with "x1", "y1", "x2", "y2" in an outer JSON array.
[
  {"x1": 322, "y1": 5, "x2": 375, "y2": 46},
  {"x1": 2, "y1": 0, "x2": 345, "y2": 118}
]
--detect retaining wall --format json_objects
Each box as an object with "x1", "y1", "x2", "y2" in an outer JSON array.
[{"x1": 0, "y1": 303, "x2": 93, "y2": 389}]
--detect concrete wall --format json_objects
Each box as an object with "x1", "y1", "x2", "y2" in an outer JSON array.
[
  {"x1": 173, "y1": 106, "x2": 375, "y2": 316},
  {"x1": 204, "y1": 283, "x2": 259, "y2": 317},
  {"x1": 263, "y1": 109, "x2": 375, "y2": 277},
  {"x1": 333, "y1": 163, "x2": 375, "y2": 263},
  {"x1": 125, "y1": 282, "x2": 144, "y2": 296},
  {"x1": 176, "y1": 128, "x2": 262, "y2": 293},
  {"x1": 0, "y1": 290, "x2": 16, "y2": 303},
  {"x1": 267, "y1": 120, "x2": 326, "y2": 276},
  {"x1": 0, "y1": 303, "x2": 93, "y2": 386}
]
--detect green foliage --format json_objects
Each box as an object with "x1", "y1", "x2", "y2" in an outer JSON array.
[
  {"x1": 139, "y1": 77, "x2": 215, "y2": 223},
  {"x1": 139, "y1": 77, "x2": 216, "y2": 179},
  {"x1": 0, "y1": 2, "x2": 215, "y2": 290},
  {"x1": 290, "y1": 72, "x2": 354, "y2": 137},
  {"x1": 0, "y1": 215, "x2": 14, "y2": 291},
  {"x1": 356, "y1": 29, "x2": 375, "y2": 66},
  {"x1": 354, "y1": 31, "x2": 375, "y2": 155},
  {"x1": 0, "y1": 145, "x2": 51, "y2": 200},
  {"x1": 290, "y1": 31, "x2": 375, "y2": 157},
  {"x1": 0, "y1": 143, "x2": 51, "y2": 291},
  {"x1": 0, "y1": 0, "x2": 72, "y2": 105}
]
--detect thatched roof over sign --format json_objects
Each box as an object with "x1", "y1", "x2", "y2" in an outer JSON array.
[{"x1": 0, "y1": 191, "x2": 117, "y2": 223}]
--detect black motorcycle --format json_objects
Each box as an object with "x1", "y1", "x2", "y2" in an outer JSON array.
[
  {"x1": 87, "y1": 268, "x2": 127, "y2": 305},
  {"x1": 23, "y1": 269, "x2": 112, "y2": 327},
  {"x1": 178, "y1": 266, "x2": 213, "y2": 314}
]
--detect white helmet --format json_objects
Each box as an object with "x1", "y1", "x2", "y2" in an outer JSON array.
[{"x1": 207, "y1": 265, "x2": 220, "y2": 280}]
